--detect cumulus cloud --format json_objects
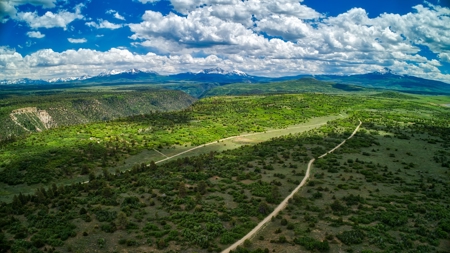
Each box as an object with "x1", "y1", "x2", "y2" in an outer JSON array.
[
  {"x1": 0, "y1": 47, "x2": 448, "y2": 85},
  {"x1": 15, "y1": 5, "x2": 84, "y2": 30},
  {"x1": 86, "y1": 19, "x2": 123, "y2": 29},
  {"x1": 439, "y1": 53, "x2": 450, "y2": 63},
  {"x1": 26, "y1": 31, "x2": 45, "y2": 38},
  {"x1": 67, "y1": 38, "x2": 87, "y2": 43},
  {"x1": 126, "y1": 2, "x2": 450, "y2": 83},
  {"x1": 167, "y1": 0, "x2": 320, "y2": 26},
  {"x1": 0, "y1": 0, "x2": 56, "y2": 18},
  {"x1": 0, "y1": 47, "x2": 26, "y2": 70},
  {"x1": 374, "y1": 4, "x2": 450, "y2": 53},
  {"x1": 129, "y1": 10, "x2": 259, "y2": 48},
  {"x1": 2, "y1": 1, "x2": 450, "y2": 84}
]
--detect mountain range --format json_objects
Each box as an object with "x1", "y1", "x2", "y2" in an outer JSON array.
[{"x1": 1, "y1": 67, "x2": 449, "y2": 95}]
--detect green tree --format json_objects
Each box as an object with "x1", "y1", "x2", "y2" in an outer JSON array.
[
  {"x1": 195, "y1": 192, "x2": 202, "y2": 204},
  {"x1": 117, "y1": 211, "x2": 128, "y2": 229},
  {"x1": 80, "y1": 165, "x2": 90, "y2": 175},
  {"x1": 197, "y1": 181, "x2": 207, "y2": 195},
  {"x1": 149, "y1": 161, "x2": 157, "y2": 170},
  {"x1": 179, "y1": 181, "x2": 187, "y2": 198},
  {"x1": 258, "y1": 201, "x2": 270, "y2": 215},
  {"x1": 89, "y1": 172, "x2": 96, "y2": 181},
  {"x1": 102, "y1": 168, "x2": 110, "y2": 180}
]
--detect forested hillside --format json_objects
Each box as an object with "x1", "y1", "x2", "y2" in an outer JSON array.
[{"x1": 0, "y1": 89, "x2": 196, "y2": 141}]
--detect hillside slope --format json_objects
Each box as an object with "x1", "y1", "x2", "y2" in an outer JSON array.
[{"x1": 0, "y1": 89, "x2": 196, "y2": 140}]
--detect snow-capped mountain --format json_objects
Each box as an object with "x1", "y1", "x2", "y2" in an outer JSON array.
[
  {"x1": 0, "y1": 78, "x2": 47, "y2": 85},
  {"x1": 0, "y1": 69, "x2": 159, "y2": 85},
  {"x1": 169, "y1": 68, "x2": 259, "y2": 84},
  {"x1": 3, "y1": 67, "x2": 448, "y2": 95},
  {"x1": 197, "y1": 67, "x2": 248, "y2": 76},
  {"x1": 98, "y1": 68, "x2": 145, "y2": 77},
  {"x1": 0, "y1": 68, "x2": 251, "y2": 86}
]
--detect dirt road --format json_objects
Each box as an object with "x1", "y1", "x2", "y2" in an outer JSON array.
[
  {"x1": 154, "y1": 122, "x2": 329, "y2": 165},
  {"x1": 221, "y1": 120, "x2": 362, "y2": 253},
  {"x1": 80, "y1": 120, "x2": 334, "y2": 184}
]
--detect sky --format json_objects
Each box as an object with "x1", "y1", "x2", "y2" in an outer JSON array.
[{"x1": 0, "y1": 0, "x2": 450, "y2": 83}]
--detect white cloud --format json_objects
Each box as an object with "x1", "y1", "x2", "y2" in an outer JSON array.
[
  {"x1": 113, "y1": 12, "x2": 125, "y2": 21},
  {"x1": 26, "y1": 31, "x2": 45, "y2": 38},
  {"x1": 439, "y1": 53, "x2": 450, "y2": 63},
  {"x1": 129, "y1": 10, "x2": 261, "y2": 48},
  {"x1": 2, "y1": 1, "x2": 450, "y2": 84},
  {"x1": 136, "y1": 0, "x2": 160, "y2": 3},
  {"x1": 127, "y1": 2, "x2": 450, "y2": 83},
  {"x1": 106, "y1": 9, "x2": 125, "y2": 20},
  {"x1": 0, "y1": 0, "x2": 56, "y2": 18},
  {"x1": 15, "y1": 7, "x2": 83, "y2": 30},
  {"x1": 86, "y1": 19, "x2": 123, "y2": 29},
  {"x1": 67, "y1": 38, "x2": 87, "y2": 43},
  {"x1": 0, "y1": 47, "x2": 448, "y2": 85},
  {"x1": 167, "y1": 0, "x2": 320, "y2": 26},
  {"x1": 374, "y1": 4, "x2": 450, "y2": 53},
  {"x1": 0, "y1": 47, "x2": 26, "y2": 70}
]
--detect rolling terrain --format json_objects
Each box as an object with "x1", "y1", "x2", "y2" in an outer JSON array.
[{"x1": 0, "y1": 75, "x2": 449, "y2": 253}]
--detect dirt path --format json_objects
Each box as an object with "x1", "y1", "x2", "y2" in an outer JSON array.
[
  {"x1": 78, "y1": 120, "x2": 334, "y2": 185},
  {"x1": 221, "y1": 120, "x2": 362, "y2": 253},
  {"x1": 153, "y1": 122, "x2": 328, "y2": 165}
]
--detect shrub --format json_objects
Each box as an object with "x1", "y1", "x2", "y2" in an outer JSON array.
[{"x1": 336, "y1": 230, "x2": 365, "y2": 245}]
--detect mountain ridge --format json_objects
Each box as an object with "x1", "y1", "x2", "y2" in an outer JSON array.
[{"x1": 1, "y1": 68, "x2": 449, "y2": 95}]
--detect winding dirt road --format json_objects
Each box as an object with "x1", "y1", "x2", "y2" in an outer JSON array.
[{"x1": 221, "y1": 120, "x2": 362, "y2": 253}]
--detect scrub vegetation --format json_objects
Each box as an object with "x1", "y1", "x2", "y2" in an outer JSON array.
[{"x1": 0, "y1": 84, "x2": 449, "y2": 253}]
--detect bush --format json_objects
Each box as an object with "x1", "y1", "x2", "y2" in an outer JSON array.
[
  {"x1": 100, "y1": 222, "x2": 117, "y2": 233},
  {"x1": 294, "y1": 236, "x2": 329, "y2": 251},
  {"x1": 336, "y1": 230, "x2": 365, "y2": 245}
]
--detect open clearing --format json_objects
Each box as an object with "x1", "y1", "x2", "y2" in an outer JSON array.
[
  {"x1": 0, "y1": 114, "x2": 344, "y2": 202},
  {"x1": 149, "y1": 114, "x2": 345, "y2": 165}
]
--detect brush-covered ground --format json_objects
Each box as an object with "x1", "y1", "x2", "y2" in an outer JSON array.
[
  {"x1": 0, "y1": 93, "x2": 354, "y2": 189},
  {"x1": 0, "y1": 91, "x2": 449, "y2": 253},
  {"x1": 236, "y1": 109, "x2": 450, "y2": 253}
]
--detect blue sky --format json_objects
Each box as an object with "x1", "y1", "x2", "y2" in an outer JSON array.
[{"x1": 0, "y1": 0, "x2": 449, "y2": 83}]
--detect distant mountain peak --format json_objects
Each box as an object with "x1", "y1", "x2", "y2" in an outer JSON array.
[
  {"x1": 374, "y1": 67, "x2": 394, "y2": 75},
  {"x1": 198, "y1": 67, "x2": 248, "y2": 76},
  {"x1": 98, "y1": 68, "x2": 144, "y2": 77},
  {"x1": 198, "y1": 67, "x2": 227, "y2": 74}
]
